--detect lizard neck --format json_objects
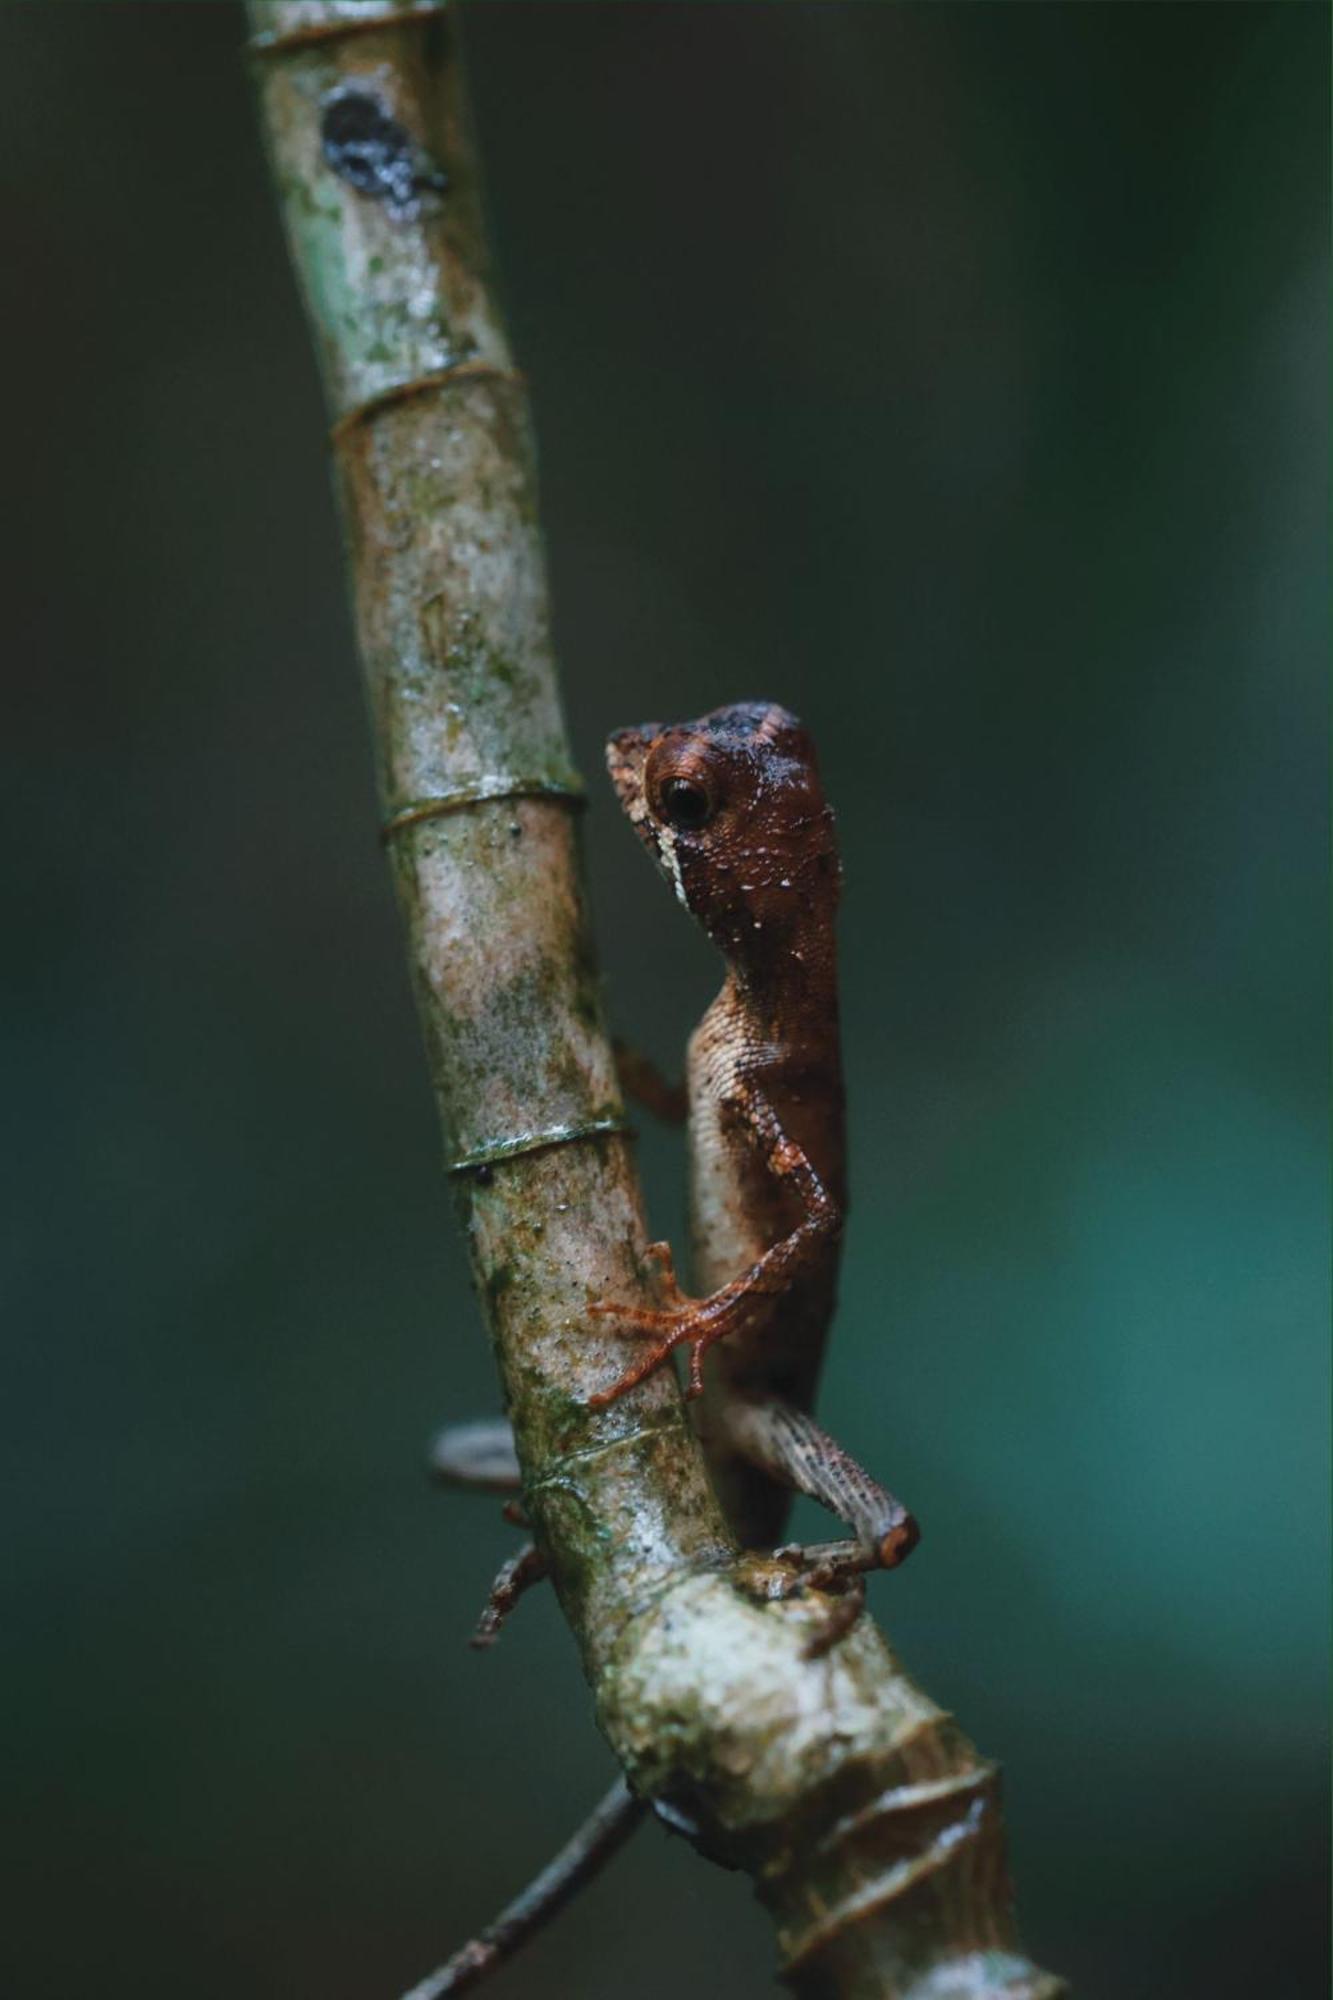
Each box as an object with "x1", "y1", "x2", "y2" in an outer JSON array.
[{"x1": 724, "y1": 911, "x2": 840, "y2": 1048}]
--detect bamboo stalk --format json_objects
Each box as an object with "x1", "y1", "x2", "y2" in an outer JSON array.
[{"x1": 246, "y1": 8, "x2": 1065, "y2": 1994}]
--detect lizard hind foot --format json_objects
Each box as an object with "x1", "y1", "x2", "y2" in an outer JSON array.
[
  {"x1": 878, "y1": 1513, "x2": 921, "y2": 1569},
  {"x1": 765, "y1": 1540, "x2": 876, "y2": 1657}
]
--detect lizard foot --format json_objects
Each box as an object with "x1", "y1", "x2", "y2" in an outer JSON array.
[
  {"x1": 471, "y1": 1542, "x2": 549, "y2": 1650},
  {"x1": 760, "y1": 1540, "x2": 878, "y2": 1658},
  {"x1": 586, "y1": 1253, "x2": 767, "y2": 1406}
]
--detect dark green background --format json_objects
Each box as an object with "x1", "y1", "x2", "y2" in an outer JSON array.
[{"x1": 3, "y1": 5, "x2": 1327, "y2": 1996}]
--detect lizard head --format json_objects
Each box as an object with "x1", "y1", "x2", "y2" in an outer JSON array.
[{"x1": 605, "y1": 701, "x2": 840, "y2": 961}]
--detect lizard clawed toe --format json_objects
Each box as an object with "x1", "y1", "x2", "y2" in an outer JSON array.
[
  {"x1": 585, "y1": 1243, "x2": 771, "y2": 1405},
  {"x1": 584, "y1": 1325, "x2": 716, "y2": 1408},
  {"x1": 747, "y1": 1538, "x2": 874, "y2": 1656},
  {"x1": 642, "y1": 1239, "x2": 687, "y2": 1305},
  {"x1": 585, "y1": 1293, "x2": 761, "y2": 1406}
]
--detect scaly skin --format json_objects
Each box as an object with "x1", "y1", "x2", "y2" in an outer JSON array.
[
  {"x1": 592, "y1": 703, "x2": 867, "y2": 1551},
  {"x1": 434, "y1": 703, "x2": 916, "y2": 1575},
  {"x1": 419, "y1": 704, "x2": 919, "y2": 1988}
]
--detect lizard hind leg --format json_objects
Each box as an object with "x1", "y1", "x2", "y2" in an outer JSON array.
[
  {"x1": 721, "y1": 1395, "x2": 920, "y2": 1655},
  {"x1": 721, "y1": 1394, "x2": 920, "y2": 1571},
  {"x1": 471, "y1": 1542, "x2": 549, "y2": 1650}
]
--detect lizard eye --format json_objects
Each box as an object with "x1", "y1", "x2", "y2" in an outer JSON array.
[{"x1": 659, "y1": 776, "x2": 714, "y2": 831}]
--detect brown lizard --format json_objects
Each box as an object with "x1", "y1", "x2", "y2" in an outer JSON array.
[
  {"x1": 413, "y1": 703, "x2": 916, "y2": 1998},
  {"x1": 590, "y1": 700, "x2": 916, "y2": 1568},
  {"x1": 433, "y1": 701, "x2": 917, "y2": 1592}
]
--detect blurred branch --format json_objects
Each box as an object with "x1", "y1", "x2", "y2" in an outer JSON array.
[
  {"x1": 246, "y1": 5, "x2": 1065, "y2": 1995},
  {"x1": 399, "y1": 1778, "x2": 646, "y2": 2000}
]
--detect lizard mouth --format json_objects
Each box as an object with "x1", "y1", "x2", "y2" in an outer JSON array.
[
  {"x1": 604, "y1": 722, "x2": 660, "y2": 819},
  {"x1": 604, "y1": 721, "x2": 687, "y2": 896}
]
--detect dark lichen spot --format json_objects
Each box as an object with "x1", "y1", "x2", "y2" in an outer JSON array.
[{"x1": 320, "y1": 90, "x2": 447, "y2": 216}]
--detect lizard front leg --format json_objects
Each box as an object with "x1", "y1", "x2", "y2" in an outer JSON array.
[
  {"x1": 612, "y1": 1037, "x2": 688, "y2": 1125},
  {"x1": 586, "y1": 1086, "x2": 839, "y2": 1407}
]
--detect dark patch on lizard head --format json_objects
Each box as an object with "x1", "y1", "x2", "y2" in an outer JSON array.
[{"x1": 605, "y1": 702, "x2": 840, "y2": 961}]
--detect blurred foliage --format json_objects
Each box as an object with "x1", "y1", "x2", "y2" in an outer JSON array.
[{"x1": 1, "y1": 5, "x2": 1326, "y2": 1997}]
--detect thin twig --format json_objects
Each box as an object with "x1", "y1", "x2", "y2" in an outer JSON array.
[
  {"x1": 398, "y1": 1781, "x2": 646, "y2": 2000},
  {"x1": 429, "y1": 1420, "x2": 521, "y2": 1495}
]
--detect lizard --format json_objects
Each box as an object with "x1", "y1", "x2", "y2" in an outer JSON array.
[
  {"x1": 411, "y1": 703, "x2": 918, "y2": 1999},
  {"x1": 586, "y1": 699, "x2": 917, "y2": 1571},
  {"x1": 433, "y1": 700, "x2": 917, "y2": 1585}
]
